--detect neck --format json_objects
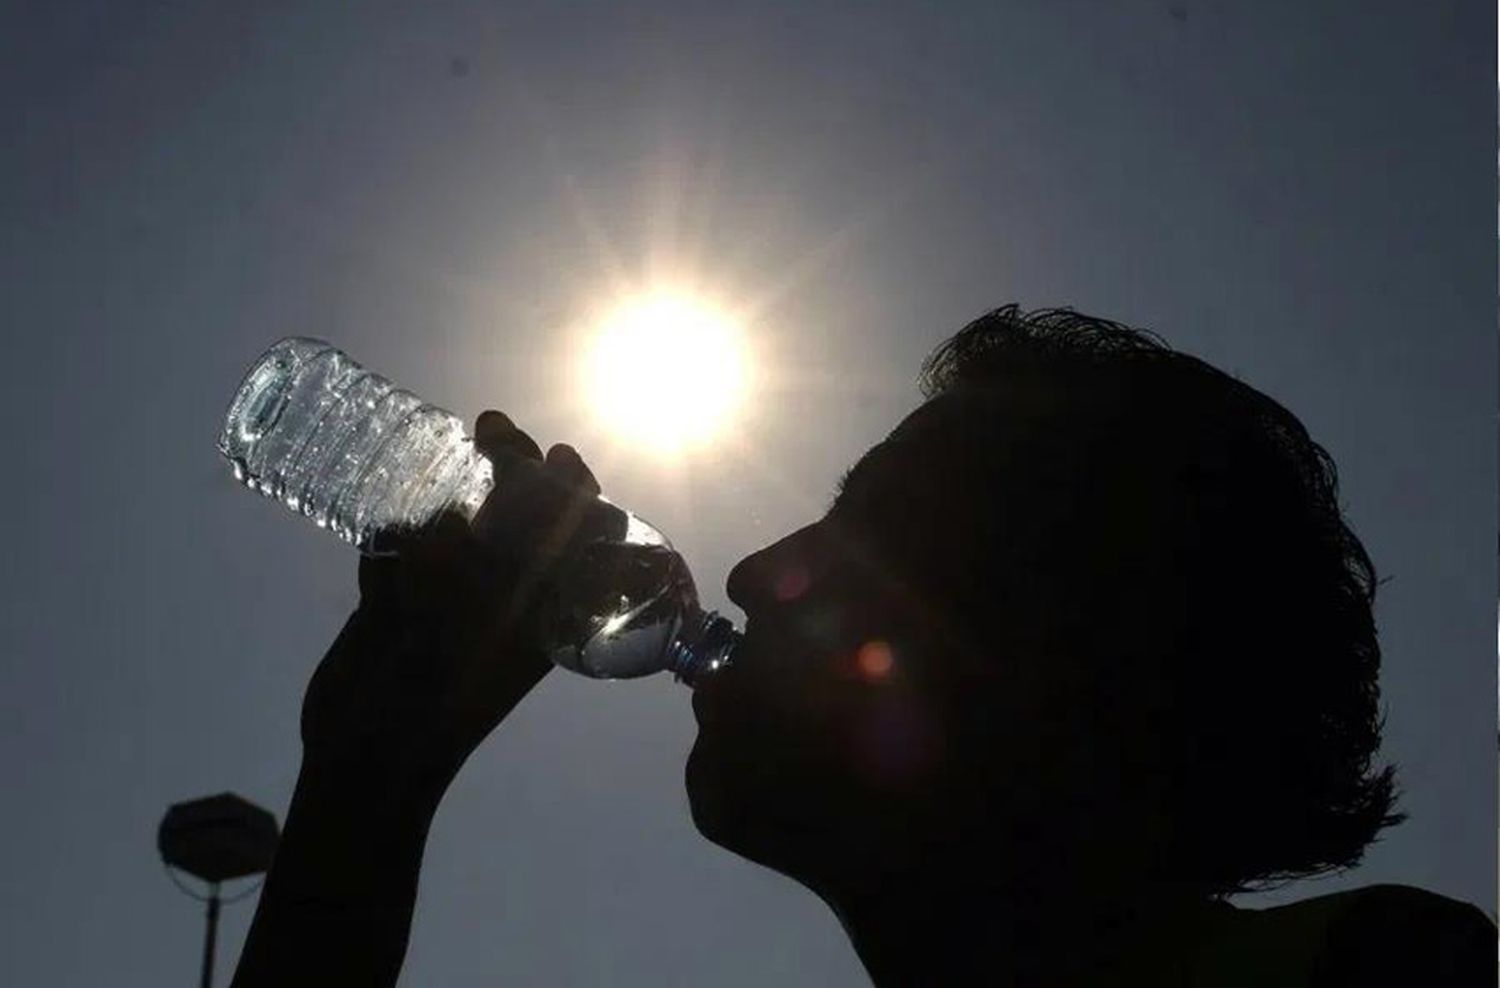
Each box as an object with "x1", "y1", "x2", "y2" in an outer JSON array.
[{"x1": 821, "y1": 865, "x2": 1215, "y2": 988}]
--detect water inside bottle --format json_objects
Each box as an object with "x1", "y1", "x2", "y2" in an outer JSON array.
[{"x1": 548, "y1": 541, "x2": 699, "y2": 679}]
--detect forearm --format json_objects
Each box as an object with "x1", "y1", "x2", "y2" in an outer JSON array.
[
  {"x1": 229, "y1": 505, "x2": 555, "y2": 986},
  {"x1": 231, "y1": 766, "x2": 439, "y2": 987}
]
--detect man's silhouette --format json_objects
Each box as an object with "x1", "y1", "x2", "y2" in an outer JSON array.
[{"x1": 232, "y1": 306, "x2": 1494, "y2": 986}]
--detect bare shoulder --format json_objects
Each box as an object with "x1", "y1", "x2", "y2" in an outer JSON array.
[
  {"x1": 1190, "y1": 885, "x2": 1494, "y2": 987},
  {"x1": 1282, "y1": 884, "x2": 1494, "y2": 986}
]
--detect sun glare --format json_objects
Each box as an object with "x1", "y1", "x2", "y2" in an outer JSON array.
[{"x1": 584, "y1": 292, "x2": 751, "y2": 454}]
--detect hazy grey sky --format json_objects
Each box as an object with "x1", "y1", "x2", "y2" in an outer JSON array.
[{"x1": 1, "y1": 2, "x2": 1493, "y2": 984}]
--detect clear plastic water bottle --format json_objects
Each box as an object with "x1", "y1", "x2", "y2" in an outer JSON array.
[{"x1": 218, "y1": 337, "x2": 738, "y2": 684}]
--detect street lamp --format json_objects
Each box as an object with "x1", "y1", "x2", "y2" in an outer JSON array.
[{"x1": 159, "y1": 793, "x2": 279, "y2": 988}]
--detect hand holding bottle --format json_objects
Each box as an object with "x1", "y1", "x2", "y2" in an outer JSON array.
[
  {"x1": 220, "y1": 337, "x2": 738, "y2": 684},
  {"x1": 297, "y1": 410, "x2": 602, "y2": 810}
]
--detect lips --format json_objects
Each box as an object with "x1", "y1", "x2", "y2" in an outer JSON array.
[
  {"x1": 691, "y1": 628, "x2": 755, "y2": 726},
  {"x1": 690, "y1": 656, "x2": 726, "y2": 725}
]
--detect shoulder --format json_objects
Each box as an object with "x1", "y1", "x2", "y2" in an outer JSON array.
[{"x1": 1269, "y1": 884, "x2": 1495, "y2": 986}]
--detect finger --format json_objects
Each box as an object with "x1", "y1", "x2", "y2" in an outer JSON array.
[
  {"x1": 357, "y1": 550, "x2": 403, "y2": 602},
  {"x1": 545, "y1": 443, "x2": 601, "y2": 496},
  {"x1": 474, "y1": 409, "x2": 542, "y2": 462},
  {"x1": 357, "y1": 513, "x2": 472, "y2": 608},
  {"x1": 412, "y1": 509, "x2": 475, "y2": 554}
]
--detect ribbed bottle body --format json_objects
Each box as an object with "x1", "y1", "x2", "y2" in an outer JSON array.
[{"x1": 218, "y1": 338, "x2": 492, "y2": 549}]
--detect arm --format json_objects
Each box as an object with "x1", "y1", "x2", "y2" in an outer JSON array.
[{"x1": 232, "y1": 412, "x2": 598, "y2": 987}]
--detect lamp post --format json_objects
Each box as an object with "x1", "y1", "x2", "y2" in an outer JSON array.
[{"x1": 159, "y1": 793, "x2": 279, "y2": 988}]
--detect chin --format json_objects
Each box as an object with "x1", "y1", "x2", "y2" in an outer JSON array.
[
  {"x1": 685, "y1": 737, "x2": 738, "y2": 847},
  {"x1": 685, "y1": 738, "x2": 785, "y2": 869},
  {"x1": 685, "y1": 739, "x2": 843, "y2": 888}
]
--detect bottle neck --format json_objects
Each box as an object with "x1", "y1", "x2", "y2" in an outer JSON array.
[{"x1": 667, "y1": 610, "x2": 740, "y2": 687}]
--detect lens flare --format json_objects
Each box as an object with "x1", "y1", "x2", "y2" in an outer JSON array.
[
  {"x1": 856, "y1": 640, "x2": 896, "y2": 680},
  {"x1": 773, "y1": 564, "x2": 811, "y2": 602}
]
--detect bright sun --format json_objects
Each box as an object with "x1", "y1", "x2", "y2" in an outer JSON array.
[{"x1": 584, "y1": 292, "x2": 751, "y2": 454}]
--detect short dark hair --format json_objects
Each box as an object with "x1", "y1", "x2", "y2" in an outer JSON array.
[{"x1": 916, "y1": 304, "x2": 1403, "y2": 896}]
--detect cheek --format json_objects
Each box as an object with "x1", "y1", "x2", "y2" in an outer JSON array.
[
  {"x1": 788, "y1": 602, "x2": 848, "y2": 655},
  {"x1": 845, "y1": 695, "x2": 946, "y2": 788}
]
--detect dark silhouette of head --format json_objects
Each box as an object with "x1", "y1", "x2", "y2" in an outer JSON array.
[{"x1": 687, "y1": 305, "x2": 1402, "y2": 913}]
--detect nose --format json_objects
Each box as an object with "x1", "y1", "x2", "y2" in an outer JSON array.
[
  {"x1": 725, "y1": 545, "x2": 771, "y2": 613},
  {"x1": 726, "y1": 524, "x2": 819, "y2": 614}
]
